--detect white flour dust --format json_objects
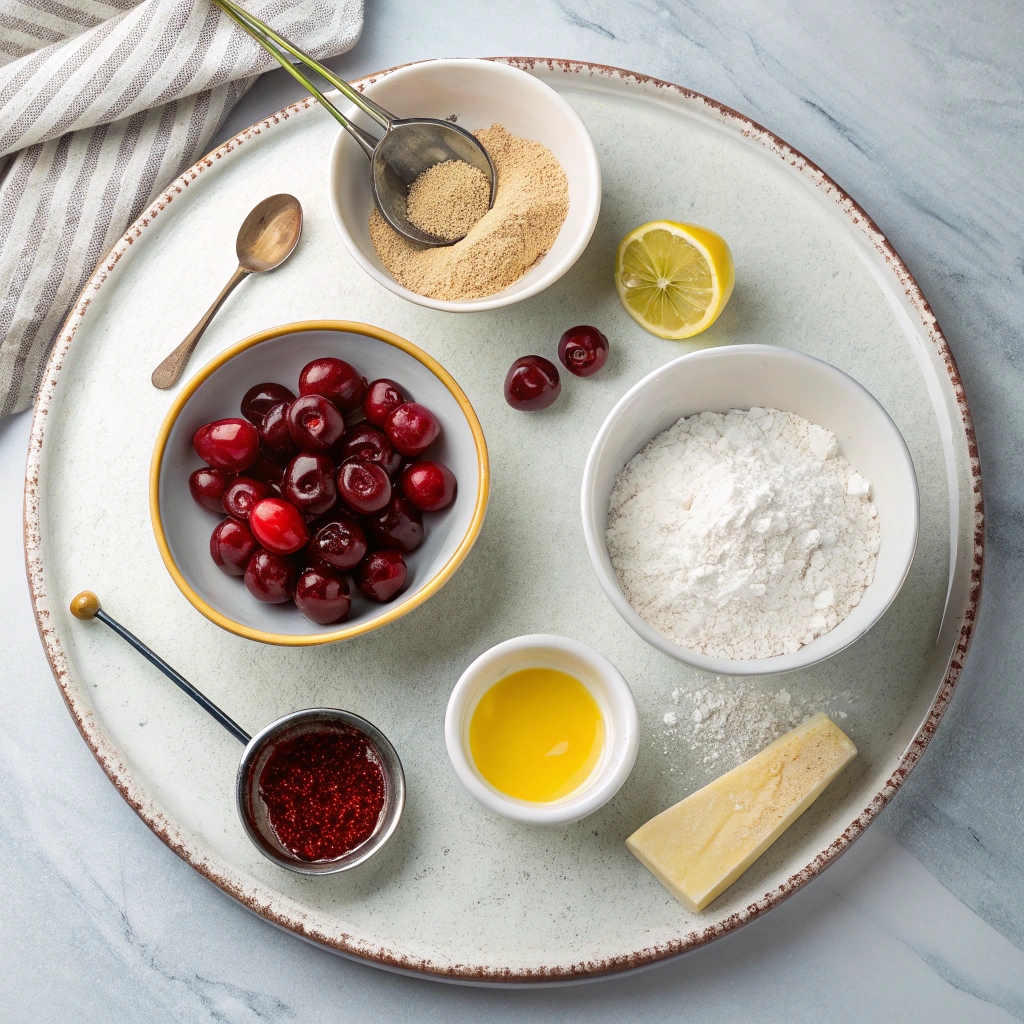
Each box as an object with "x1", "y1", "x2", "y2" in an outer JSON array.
[{"x1": 606, "y1": 407, "x2": 880, "y2": 660}]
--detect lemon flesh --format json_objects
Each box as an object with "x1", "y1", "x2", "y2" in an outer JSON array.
[{"x1": 616, "y1": 221, "x2": 734, "y2": 340}]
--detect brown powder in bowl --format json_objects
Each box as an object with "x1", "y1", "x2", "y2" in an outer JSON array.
[
  {"x1": 368, "y1": 124, "x2": 570, "y2": 301},
  {"x1": 406, "y1": 159, "x2": 491, "y2": 242}
]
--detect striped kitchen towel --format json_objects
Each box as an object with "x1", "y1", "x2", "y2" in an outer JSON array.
[{"x1": 0, "y1": 0, "x2": 363, "y2": 416}]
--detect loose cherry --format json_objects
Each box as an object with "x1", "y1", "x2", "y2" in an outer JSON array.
[
  {"x1": 337, "y1": 424, "x2": 401, "y2": 476},
  {"x1": 337, "y1": 460, "x2": 391, "y2": 514},
  {"x1": 286, "y1": 394, "x2": 345, "y2": 453},
  {"x1": 299, "y1": 357, "x2": 367, "y2": 413},
  {"x1": 282, "y1": 453, "x2": 337, "y2": 515},
  {"x1": 241, "y1": 382, "x2": 295, "y2": 424},
  {"x1": 244, "y1": 549, "x2": 298, "y2": 603},
  {"x1": 358, "y1": 549, "x2": 408, "y2": 603},
  {"x1": 400, "y1": 461, "x2": 457, "y2": 512},
  {"x1": 249, "y1": 497, "x2": 309, "y2": 555},
  {"x1": 193, "y1": 418, "x2": 260, "y2": 471},
  {"x1": 308, "y1": 515, "x2": 367, "y2": 570},
  {"x1": 210, "y1": 518, "x2": 258, "y2": 576},
  {"x1": 558, "y1": 325, "x2": 609, "y2": 377},
  {"x1": 189, "y1": 467, "x2": 231, "y2": 513},
  {"x1": 362, "y1": 378, "x2": 406, "y2": 427},
  {"x1": 258, "y1": 400, "x2": 297, "y2": 461},
  {"x1": 223, "y1": 477, "x2": 271, "y2": 521},
  {"x1": 385, "y1": 402, "x2": 440, "y2": 456},
  {"x1": 295, "y1": 566, "x2": 352, "y2": 624},
  {"x1": 366, "y1": 492, "x2": 423, "y2": 553},
  {"x1": 504, "y1": 355, "x2": 560, "y2": 411}
]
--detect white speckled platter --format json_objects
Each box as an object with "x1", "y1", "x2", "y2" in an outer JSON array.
[{"x1": 25, "y1": 59, "x2": 983, "y2": 983}]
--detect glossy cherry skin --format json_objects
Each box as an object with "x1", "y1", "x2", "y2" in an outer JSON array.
[
  {"x1": 286, "y1": 394, "x2": 345, "y2": 453},
  {"x1": 366, "y1": 492, "x2": 424, "y2": 553},
  {"x1": 258, "y1": 400, "x2": 298, "y2": 461},
  {"x1": 384, "y1": 402, "x2": 440, "y2": 456},
  {"x1": 308, "y1": 515, "x2": 367, "y2": 570},
  {"x1": 358, "y1": 549, "x2": 408, "y2": 603},
  {"x1": 189, "y1": 467, "x2": 231, "y2": 513},
  {"x1": 249, "y1": 497, "x2": 310, "y2": 555},
  {"x1": 222, "y1": 476, "x2": 271, "y2": 521},
  {"x1": 361, "y1": 378, "x2": 406, "y2": 427},
  {"x1": 193, "y1": 418, "x2": 260, "y2": 471},
  {"x1": 240, "y1": 382, "x2": 295, "y2": 425},
  {"x1": 557, "y1": 325, "x2": 609, "y2": 377},
  {"x1": 337, "y1": 459, "x2": 391, "y2": 514},
  {"x1": 337, "y1": 424, "x2": 401, "y2": 476},
  {"x1": 400, "y1": 461, "x2": 457, "y2": 512},
  {"x1": 210, "y1": 518, "x2": 258, "y2": 576},
  {"x1": 244, "y1": 548, "x2": 299, "y2": 603},
  {"x1": 504, "y1": 355, "x2": 561, "y2": 411},
  {"x1": 282, "y1": 453, "x2": 337, "y2": 515},
  {"x1": 298, "y1": 357, "x2": 367, "y2": 413},
  {"x1": 247, "y1": 453, "x2": 286, "y2": 492},
  {"x1": 295, "y1": 566, "x2": 352, "y2": 624}
]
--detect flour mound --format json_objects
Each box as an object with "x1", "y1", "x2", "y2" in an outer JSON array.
[{"x1": 606, "y1": 408, "x2": 880, "y2": 660}]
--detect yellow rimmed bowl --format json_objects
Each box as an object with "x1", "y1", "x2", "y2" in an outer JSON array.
[{"x1": 150, "y1": 320, "x2": 489, "y2": 646}]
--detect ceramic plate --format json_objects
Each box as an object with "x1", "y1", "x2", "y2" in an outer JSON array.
[{"x1": 25, "y1": 59, "x2": 983, "y2": 983}]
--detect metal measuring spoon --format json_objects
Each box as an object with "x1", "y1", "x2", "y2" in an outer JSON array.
[
  {"x1": 69, "y1": 592, "x2": 405, "y2": 875},
  {"x1": 151, "y1": 193, "x2": 302, "y2": 390},
  {"x1": 212, "y1": 0, "x2": 495, "y2": 247}
]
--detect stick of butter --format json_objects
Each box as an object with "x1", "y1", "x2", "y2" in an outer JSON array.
[{"x1": 626, "y1": 713, "x2": 857, "y2": 912}]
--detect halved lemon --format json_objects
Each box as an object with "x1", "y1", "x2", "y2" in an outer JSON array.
[{"x1": 615, "y1": 221, "x2": 735, "y2": 339}]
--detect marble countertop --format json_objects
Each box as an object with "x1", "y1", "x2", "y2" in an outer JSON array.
[{"x1": 3, "y1": 0, "x2": 1023, "y2": 1019}]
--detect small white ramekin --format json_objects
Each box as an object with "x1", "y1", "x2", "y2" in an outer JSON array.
[{"x1": 444, "y1": 635, "x2": 639, "y2": 825}]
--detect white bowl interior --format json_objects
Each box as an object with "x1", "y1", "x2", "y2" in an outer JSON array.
[
  {"x1": 445, "y1": 635, "x2": 639, "y2": 825},
  {"x1": 158, "y1": 328, "x2": 482, "y2": 638},
  {"x1": 327, "y1": 59, "x2": 601, "y2": 312},
  {"x1": 582, "y1": 345, "x2": 920, "y2": 675}
]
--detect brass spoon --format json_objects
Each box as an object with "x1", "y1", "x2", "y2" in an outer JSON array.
[{"x1": 151, "y1": 193, "x2": 302, "y2": 390}]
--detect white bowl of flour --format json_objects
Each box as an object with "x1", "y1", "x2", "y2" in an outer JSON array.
[{"x1": 581, "y1": 345, "x2": 919, "y2": 675}]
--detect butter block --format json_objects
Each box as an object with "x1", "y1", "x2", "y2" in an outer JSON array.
[{"x1": 626, "y1": 713, "x2": 857, "y2": 912}]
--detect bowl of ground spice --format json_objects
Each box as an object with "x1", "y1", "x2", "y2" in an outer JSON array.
[{"x1": 328, "y1": 59, "x2": 601, "y2": 312}]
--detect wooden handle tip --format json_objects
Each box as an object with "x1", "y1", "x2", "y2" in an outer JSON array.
[{"x1": 70, "y1": 591, "x2": 101, "y2": 619}]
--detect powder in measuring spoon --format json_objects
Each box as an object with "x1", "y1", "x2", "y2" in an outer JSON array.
[
  {"x1": 406, "y1": 159, "x2": 491, "y2": 242},
  {"x1": 369, "y1": 124, "x2": 569, "y2": 301}
]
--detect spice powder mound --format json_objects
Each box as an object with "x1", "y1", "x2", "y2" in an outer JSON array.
[
  {"x1": 405, "y1": 159, "x2": 491, "y2": 243},
  {"x1": 368, "y1": 124, "x2": 570, "y2": 301}
]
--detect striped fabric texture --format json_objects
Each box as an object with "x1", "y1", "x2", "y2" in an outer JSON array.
[{"x1": 0, "y1": 0, "x2": 363, "y2": 416}]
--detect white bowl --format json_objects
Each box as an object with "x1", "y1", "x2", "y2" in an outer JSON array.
[
  {"x1": 444, "y1": 635, "x2": 639, "y2": 825},
  {"x1": 581, "y1": 345, "x2": 920, "y2": 676},
  {"x1": 151, "y1": 320, "x2": 488, "y2": 646},
  {"x1": 327, "y1": 58, "x2": 601, "y2": 312}
]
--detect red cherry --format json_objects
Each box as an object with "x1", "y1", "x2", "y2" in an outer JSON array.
[
  {"x1": 308, "y1": 515, "x2": 367, "y2": 570},
  {"x1": 286, "y1": 394, "x2": 345, "y2": 453},
  {"x1": 362, "y1": 378, "x2": 406, "y2": 427},
  {"x1": 247, "y1": 453, "x2": 286, "y2": 492},
  {"x1": 258, "y1": 400, "x2": 298, "y2": 461},
  {"x1": 384, "y1": 402, "x2": 440, "y2": 456},
  {"x1": 558, "y1": 325, "x2": 609, "y2": 377},
  {"x1": 210, "y1": 518, "x2": 258, "y2": 576},
  {"x1": 244, "y1": 549, "x2": 298, "y2": 603},
  {"x1": 358, "y1": 549, "x2": 408, "y2": 603},
  {"x1": 240, "y1": 382, "x2": 295, "y2": 424},
  {"x1": 282, "y1": 453, "x2": 337, "y2": 515},
  {"x1": 504, "y1": 356, "x2": 560, "y2": 411},
  {"x1": 299, "y1": 357, "x2": 367, "y2": 413},
  {"x1": 249, "y1": 497, "x2": 310, "y2": 555},
  {"x1": 222, "y1": 477, "x2": 271, "y2": 521},
  {"x1": 193, "y1": 418, "x2": 260, "y2": 471},
  {"x1": 189, "y1": 467, "x2": 231, "y2": 513},
  {"x1": 400, "y1": 461, "x2": 457, "y2": 512},
  {"x1": 337, "y1": 425, "x2": 401, "y2": 476},
  {"x1": 295, "y1": 566, "x2": 352, "y2": 624},
  {"x1": 337, "y1": 460, "x2": 391, "y2": 514},
  {"x1": 366, "y1": 492, "x2": 423, "y2": 553}
]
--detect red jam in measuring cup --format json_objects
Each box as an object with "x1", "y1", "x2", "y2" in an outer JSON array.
[{"x1": 258, "y1": 727, "x2": 386, "y2": 862}]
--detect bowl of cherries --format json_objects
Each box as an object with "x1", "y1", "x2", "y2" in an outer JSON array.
[{"x1": 151, "y1": 321, "x2": 488, "y2": 644}]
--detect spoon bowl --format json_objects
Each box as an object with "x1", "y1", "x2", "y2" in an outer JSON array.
[{"x1": 236, "y1": 192, "x2": 303, "y2": 272}]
